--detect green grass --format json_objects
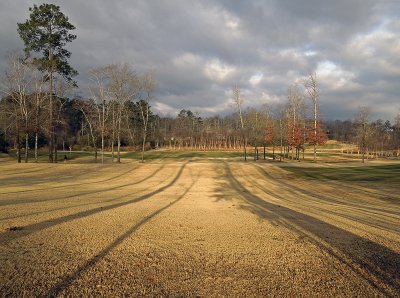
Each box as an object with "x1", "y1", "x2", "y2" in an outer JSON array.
[
  {"x1": 284, "y1": 164, "x2": 400, "y2": 182},
  {"x1": 295, "y1": 152, "x2": 343, "y2": 157},
  {"x1": 123, "y1": 150, "x2": 244, "y2": 160},
  {"x1": 6, "y1": 149, "x2": 96, "y2": 162},
  {"x1": 4, "y1": 149, "x2": 246, "y2": 162},
  {"x1": 304, "y1": 143, "x2": 343, "y2": 150}
]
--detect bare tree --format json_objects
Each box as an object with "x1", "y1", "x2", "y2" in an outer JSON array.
[
  {"x1": 286, "y1": 85, "x2": 305, "y2": 160},
  {"x1": 2, "y1": 51, "x2": 32, "y2": 163},
  {"x1": 30, "y1": 63, "x2": 47, "y2": 162},
  {"x1": 394, "y1": 112, "x2": 400, "y2": 156},
  {"x1": 75, "y1": 98, "x2": 99, "y2": 161},
  {"x1": 261, "y1": 104, "x2": 272, "y2": 160},
  {"x1": 52, "y1": 78, "x2": 74, "y2": 162},
  {"x1": 108, "y1": 64, "x2": 138, "y2": 163},
  {"x1": 304, "y1": 72, "x2": 319, "y2": 162},
  {"x1": 355, "y1": 106, "x2": 371, "y2": 163},
  {"x1": 139, "y1": 71, "x2": 155, "y2": 162},
  {"x1": 246, "y1": 108, "x2": 264, "y2": 160},
  {"x1": 233, "y1": 84, "x2": 247, "y2": 161},
  {"x1": 88, "y1": 66, "x2": 111, "y2": 164}
]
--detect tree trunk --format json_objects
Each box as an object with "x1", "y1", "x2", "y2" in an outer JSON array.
[
  {"x1": 244, "y1": 138, "x2": 247, "y2": 161},
  {"x1": 313, "y1": 143, "x2": 316, "y2": 162},
  {"x1": 48, "y1": 49, "x2": 54, "y2": 163},
  {"x1": 263, "y1": 144, "x2": 266, "y2": 160},
  {"x1": 54, "y1": 133, "x2": 58, "y2": 163},
  {"x1": 35, "y1": 132, "x2": 38, "y2": 163},
  {"x1": 141, "y1": 129, "x2": 147, "y2": 163},
  {"x1": 117, "y1": 116, "x2": 121, "y2": 163},
  {"x1": 117, "y1": 133, "x2": 121, "y2": 163},
  {"x1": 111, "y1": 108, "x2": 115, "y2": 163},
  {"x1": 16, "y1": 125, "x2": 21, "y2": 163},
  {"x1": 362, "y1": 147, "x2": 365, "y2": 163},
  {"x1": 101, "y1": 133, "x2": 104, "y2": 164},
  {"x1": 291, "y1": 145, "x2": 294, "y2": 160},
  {"x1": 111, "y1": 138, "x2": 115, "y2": 162},
  {"x1": 312, "y1": 75, "x2": 317, "y2": 163},
  {"x1": 101, "y1": 101, "x2": 105, "y2": 164},
  {"x1": 24, "y1": 133, "x2": 29, "y2": 163}
]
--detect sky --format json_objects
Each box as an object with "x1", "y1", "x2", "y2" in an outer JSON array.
[{"x1": 1, "y1": 0, "x2": 399, "y2": 121}]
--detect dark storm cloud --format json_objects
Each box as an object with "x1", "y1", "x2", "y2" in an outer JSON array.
[{"x1": 0, "y1": 0, "x2": 399, "y2": 120}]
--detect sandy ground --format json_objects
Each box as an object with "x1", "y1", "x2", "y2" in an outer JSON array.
[{"x1": 0, "y1": 159, "x2": 399, "y2": 297}]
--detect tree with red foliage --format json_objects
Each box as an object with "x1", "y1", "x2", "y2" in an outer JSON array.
[
  {"x1": 307, "y1": 121, "x2": 327, "y2": 146},
  {"x1": 287, "y1": 120, "x2": 303, "y2": 160}
]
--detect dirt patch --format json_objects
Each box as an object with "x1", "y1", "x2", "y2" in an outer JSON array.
[{"x1": 0, "y1": 160, "x2": 399, "y2": 297}]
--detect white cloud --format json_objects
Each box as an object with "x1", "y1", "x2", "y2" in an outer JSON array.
[
  {"x1": 260, "y1": 92, "x2": 281, "y2": 103},
  {"x1": 304, "y1": 50, "x2": 317, "y2": 57},
  {"x1": 316, "y1": 60, "x2": 357, "y2": 90},
  {"x1": 249, "y1": 73, "x2": 263, "y2": 86},
  {"x1": 172, "y1": 52, "x2": 202, "y2": 68},
  {"x1": 204, "y1": 58, "x2": 235, "y2": 81},
  {"x1": 152, "y1": 101, "x2": 178, "y2": 117}
]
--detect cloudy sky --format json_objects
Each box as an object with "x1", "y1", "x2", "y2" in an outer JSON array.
[{"x1": 1, "y1": 0, "x2": 399, "y2": 120}]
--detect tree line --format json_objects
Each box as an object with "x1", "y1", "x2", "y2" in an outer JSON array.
[
  {"x1": 326, "y1": 107, "x2": 400, "y2": 162},
  {"x1": 1, "y1": 59, "x2": 400, "y2": 163}
]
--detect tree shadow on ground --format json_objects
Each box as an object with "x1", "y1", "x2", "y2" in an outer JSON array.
[
  {"x1": 253, "y1": 163, "x2": 400, "y2": 218},
  {"x1": 249, "y1": 164, "x2": 400, "y2": 235},
  {"x1": 0, "y1": 162, "x2": 108, "y2": 186},
  {"x1": 0, "y1": 163, "x2": 144, "y2": 197},
  {"x1": 1, "y1": 164, "x2": 170, "y2": 221},
  {"x1": 0, "y1": 163, "x2": 187, "y2": 244},
  {"x1": 216, "y1": 162, "x2": 400, "y2": 297},
  {"x1": 45, "y1": 164, "x2": 199, "y2": 297},
  {"x1": 0, "y1": 163, "x2": 163, "y2": 206}
]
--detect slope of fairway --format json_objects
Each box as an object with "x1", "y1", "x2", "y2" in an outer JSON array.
[{"x1": 0, "y1": 160, "x2": 399, "y2": 297}]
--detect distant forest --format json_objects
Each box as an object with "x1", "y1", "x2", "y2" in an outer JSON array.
[{"x1": 1, "y1": 83, "x2": 400, "y2": 161}]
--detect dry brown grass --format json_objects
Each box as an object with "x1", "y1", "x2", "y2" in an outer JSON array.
[{"x1": 0, "y1": 159, "x2": 399, "y2": 297}]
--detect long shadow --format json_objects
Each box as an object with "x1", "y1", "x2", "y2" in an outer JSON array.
[
  {"x1": 0, "y1": 162, "x2": 106, "y2": 186},
  {"x1": 222, "y1": 162, "x2": 400, "y2": 297},
  {"x1": 0, "y1": 163, "x2": 61, "y2": 176},
  {"x1": 253, "y1": 164, "x2": 400, "y2": 218},
  {"x1": 46, "y1": 165, "x2": 198, "y2": 297},
  {"x1": 277, "y1": 164, "x2": 399, "y2": 203},
  {"x1": 241, "y1": 168, "x2": 400, "y2": 237},
  {"x1": 1, "y1": 164, "x2": 169, "y2": 221},
  {"x1": 0, "y1": 163, "x2": 160, "y2": 206},
  {"x1": 248, "y1": 165, "x2": 400, "y2": 233},
  {"x1": 0, "y1": 163, "x2": 143, "y2": 196},
  {"x1": 0, "y1": 163, "x2": 187, "y2": 245}
]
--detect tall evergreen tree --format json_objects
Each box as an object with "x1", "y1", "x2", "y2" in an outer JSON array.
[{"x1": 18, "y1": 3, "x2": 77, "y2": 162}]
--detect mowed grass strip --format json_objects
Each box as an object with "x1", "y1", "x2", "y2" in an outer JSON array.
[
  {"x1": 284, "y1": 164, "x2": 400, "y2": 182},
  {"x1": 122, "y1": 150, "x2": 244, "y2": 160},
  {"x1": 4, "y1": 149, "x2": 245, "y2": 161}
]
